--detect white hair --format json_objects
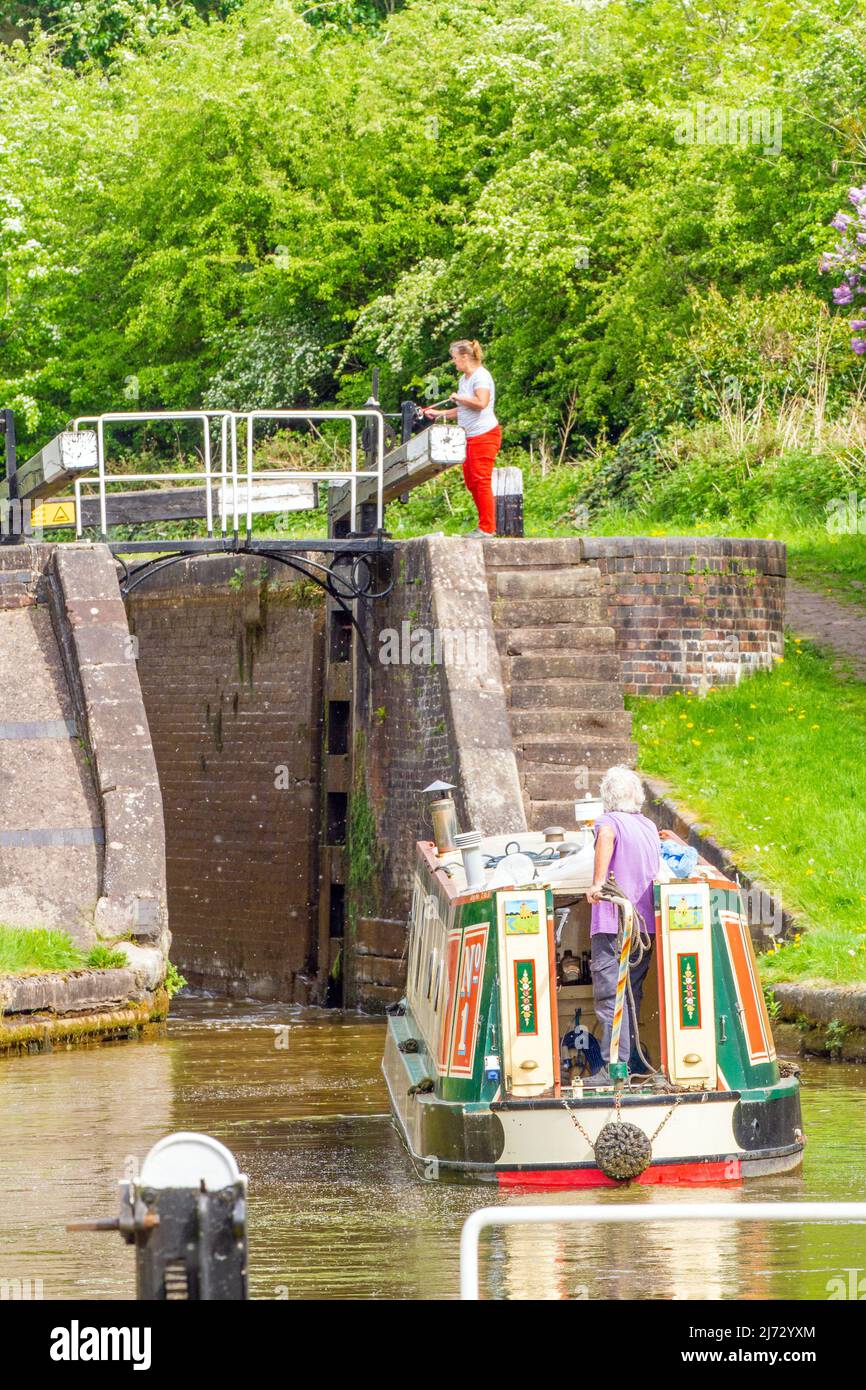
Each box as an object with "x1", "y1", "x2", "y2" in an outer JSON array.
[{"x1": 600, "y1": 765, "x2": 645, "y2": 814}]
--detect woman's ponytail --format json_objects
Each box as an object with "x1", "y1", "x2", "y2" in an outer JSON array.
[{"x1": 450, "y1": 338, "x2": 484, "y2": 364}]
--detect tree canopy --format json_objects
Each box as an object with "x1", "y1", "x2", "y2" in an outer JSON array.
[{"x1": 1, "y1": 0, "x2": 864, "y2": 449}]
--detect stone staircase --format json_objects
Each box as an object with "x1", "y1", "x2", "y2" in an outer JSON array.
[
  {"x1": 0, "y1": 550, "x2": 102, "y2": 942},
  {"x1": 483, "y1": 539, "x2": 636, "y2": 832}
]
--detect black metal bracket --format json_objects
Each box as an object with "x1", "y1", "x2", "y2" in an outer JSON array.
[
  {"x1": 0, "y1": 408, "x2": 21, "y2": 545},
  {"x1": 112, "y1": 537, "x2": 396, "y2": 665}
]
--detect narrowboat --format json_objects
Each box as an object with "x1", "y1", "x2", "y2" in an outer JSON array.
[{"x1": 382, "y1": 820, "x2": 805, "y2": 1188}]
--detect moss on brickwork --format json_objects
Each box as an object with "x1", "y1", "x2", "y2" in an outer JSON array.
[
  {"x1": 287, "y1": 577, "x2": 325, "y2": 608},
  {"x1": 346, "y1": 732, "x2": 383, "y2": 947}
]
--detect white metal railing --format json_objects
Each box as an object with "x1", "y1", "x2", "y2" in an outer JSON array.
[
  {"x1": 459, "y1": 1202, "x2": 866, "y2": 1300},
  {"x1": 69, "y1": 408, "x2": 386, "y2": 539}
]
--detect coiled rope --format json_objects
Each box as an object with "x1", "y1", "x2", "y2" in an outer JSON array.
[
  {"x1": 566, "y1": 877, "x2": 683, "y2": 1180},
  {"x1": 596, "y1": 875, "x2": 657, "y2": 1076}
]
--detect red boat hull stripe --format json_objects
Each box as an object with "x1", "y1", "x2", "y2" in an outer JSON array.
[{"x1": 496, "y1": 1159, "x2": 741, "y2": 1189}]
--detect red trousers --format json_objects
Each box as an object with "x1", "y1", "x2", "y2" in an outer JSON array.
[{"x1": 462, "y1": 425, "x2": 502, "y2": 534}]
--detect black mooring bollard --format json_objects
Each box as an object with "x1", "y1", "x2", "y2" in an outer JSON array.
[
  {"x1": 493, "y1": 465, "x2": 524, "y2": 536},
  {"x1": 69, "y1": 1132, "x2": 248, "y2": 1301}
]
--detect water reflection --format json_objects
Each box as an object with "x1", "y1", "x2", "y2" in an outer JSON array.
[{"x1": 0, "y1": 996, "x2": 864, "y2": 1300}]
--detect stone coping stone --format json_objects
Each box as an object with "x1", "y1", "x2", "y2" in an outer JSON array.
[
  {"x1": 0, "y1": 965, "x2": 145, "y2": 1015},
  {"x1": 772, "y1": 981, "x2": 866, "y2": 1029},
  {"x1": 49, "y1": 544, "x2": 169, "y2": 946}
]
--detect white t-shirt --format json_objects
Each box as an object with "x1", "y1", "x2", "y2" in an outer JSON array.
[{"x1": 456, "y1": 367, "x2": 498, "y2": 438}]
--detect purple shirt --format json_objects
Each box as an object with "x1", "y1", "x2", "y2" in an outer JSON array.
[{"x1": 590, "y1": 811, "x2": 661, "y2": 936}]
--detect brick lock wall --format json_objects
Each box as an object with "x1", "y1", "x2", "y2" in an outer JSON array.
[
  {"x1": 127, "y1": 556, "x2": 325, "y2": 1000},
  {"x1": 350, "y1": 537, "x2": 524, "y2": 1009},
  {"x1": 582, "y1": 538, "x2": 786, "y2": 696},
  {"x1": 356, "y1": 541, "x2": 460, "y2": 925}
]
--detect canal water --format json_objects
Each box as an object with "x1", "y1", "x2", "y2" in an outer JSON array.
[{"x1": 2, "y1": 996, "x2": 864, "y2": 1300}]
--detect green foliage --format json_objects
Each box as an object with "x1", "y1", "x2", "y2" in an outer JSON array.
[
  {"x1": 0, "y1": 1, "x2": 242, "y2": 66},
  {"x1": 43, "y1": 1, "x2": 196, "y2": 67},
  {"x1": 164, "y1": 959, "x2": 187, "y2": 997},
  {"x1": 4, "y1": 0, "x2": 866, "y2": 458},
  {"x1": 203, "y1": 317, "x2": 332, "y2": 412},
  {"x1": 763, "y1": 985, "x2": 781, "y2": 1022},
  {"x1": 638, "y1": 286, "x2": 863, "y2": 431},
  {"x1": 824, "y1": 1018, "x2": 848, "y2": 1055}
]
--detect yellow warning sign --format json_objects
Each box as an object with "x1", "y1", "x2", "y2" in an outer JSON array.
[{"x1": 30, "y1": 499, "x2": 76, "y2": 529}]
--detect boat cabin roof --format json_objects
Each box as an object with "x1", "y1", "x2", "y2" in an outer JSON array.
[{"x1": 416, "y1": 828, "x2": 735, "y2": 905}]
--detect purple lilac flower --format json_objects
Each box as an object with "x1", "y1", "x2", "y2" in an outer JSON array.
[
  {"x1": 822, "y1": 206, "x2": 866, "y2": 353},
  {"x1": 849, "y1": 187, "x2": 866, "y2": 206}
]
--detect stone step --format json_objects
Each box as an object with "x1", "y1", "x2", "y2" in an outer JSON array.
[
  {"x1": 497, "y1": 625, "x2": 617, "y2": 655},
  {"x1": 0, "y1": 550, "x2": 34, "y2": 571},
  {"x1": 525, "y1": 800, "x2": 595, "y2": 831},
  {"x1": 503, "y1": 652, "x2": 621, "y2": 683},
  {"x1": 488, "y1": 567, "x2": 601, "y2": 600},
  {"x1": 509, "y1": 680, "x2": 624, "y2": 711},
  {"x1": 493, "y1": 596, "x2": 603, "y2": 628},
  {"x1": 510, "y1": 707, "x2": 633, "y2": 739},
  {"x1": 522, "y1": 767, "x2": 609, "y2": 800},
  {"x1": 518, "y1": 738, "x2": 637, "y2": 767},
  {"x1": 482, "y1": 538, "x2": 585, "y2": 568}
]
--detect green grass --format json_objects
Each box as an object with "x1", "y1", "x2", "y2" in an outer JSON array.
[
  {"x1": 85, "y1": 943, "x2": 128, "y2": 970},
  {"x1": 0, "y1": 927, "x2": 86, "y2": 974},
  {"x1": 0, "y1": 925, "x2": 128, "y2": 975},
  {"x1": 629, "y1": 639, "x2": 866, "y2": 986}
]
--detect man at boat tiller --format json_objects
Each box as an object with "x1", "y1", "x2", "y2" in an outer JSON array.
[{"x1": 584, "y1": 767, "x2": 661, "y2": 1085}]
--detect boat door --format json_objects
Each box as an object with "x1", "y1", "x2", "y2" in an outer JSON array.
[
  {"x1": 657, "y1": 880, "x2": 717, "y2": 1087},
  {"x1": 495, "y1": 887, "x2": 559, "y2": 1097}
]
